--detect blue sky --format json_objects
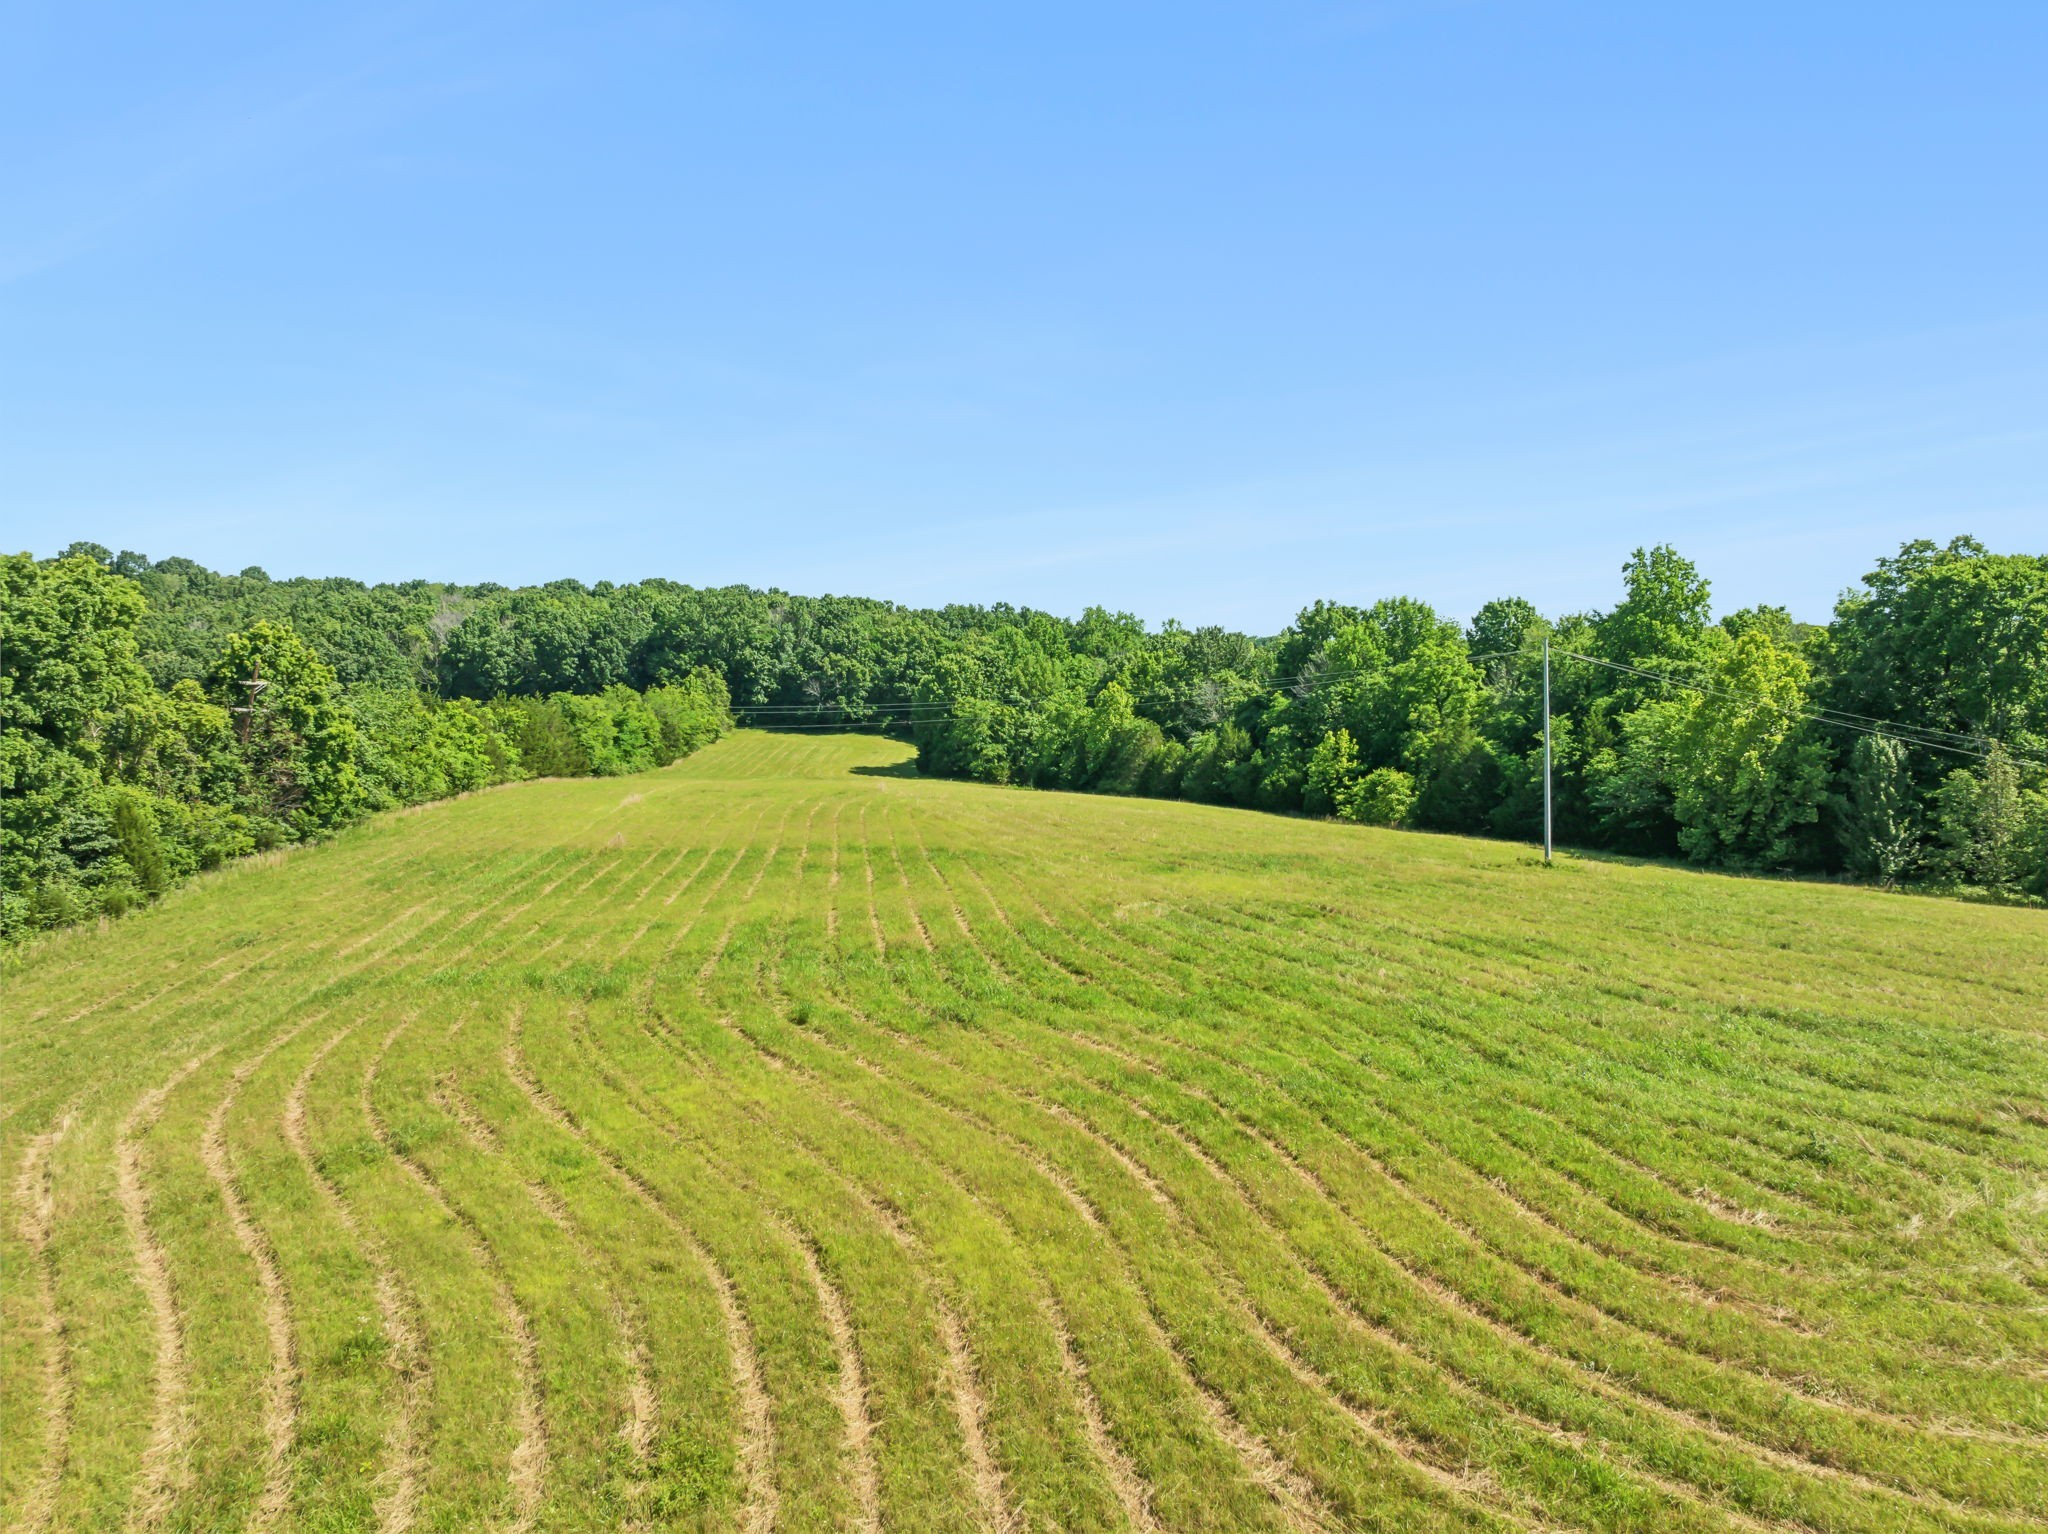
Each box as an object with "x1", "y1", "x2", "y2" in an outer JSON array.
[{"x1": 4, "y1": 2, "x2": 2044, "y2": 631}]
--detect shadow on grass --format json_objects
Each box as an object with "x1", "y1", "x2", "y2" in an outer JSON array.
[{"x1": 850, "y1": 760, "x2": 921, "y2": 779}]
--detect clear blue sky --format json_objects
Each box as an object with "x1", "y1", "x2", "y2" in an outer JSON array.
[{"x1": 5, "y1": 2, "x2": 2044, "y2": 631}]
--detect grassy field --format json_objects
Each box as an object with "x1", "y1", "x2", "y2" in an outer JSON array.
[{"x1": 4, "y1": 728, "x2": 2045, "y2": 1534}]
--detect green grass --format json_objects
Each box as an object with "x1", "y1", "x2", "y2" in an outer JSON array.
[{"x1": 4, "y1": 728, "x2": 2044, "y2": 1533}]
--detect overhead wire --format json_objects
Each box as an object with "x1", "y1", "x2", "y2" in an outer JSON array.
[
  {"x1": 733, "y1": 650, "x2": 1526, "y2": 721},
  {"x1": 733, "y1": 642, "x2": 2037, "y2": 771},
  {"x1": 1549, "y1": 650, "x2": 1992, "y2": 747},
  {"x1": 1553, "y1": 649, "x2": 2042, "y2": 767}
]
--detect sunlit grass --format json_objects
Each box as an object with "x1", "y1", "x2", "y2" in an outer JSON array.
[{"x1": 4, "y1": 729, "x2": 2043, "y2": 1532}]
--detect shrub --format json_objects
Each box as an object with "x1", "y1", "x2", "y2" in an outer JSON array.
[{"x1": 1342, "y1": 767, "x2": 1418, "y2": 827}]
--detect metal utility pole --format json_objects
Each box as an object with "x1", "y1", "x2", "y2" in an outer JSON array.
[{"x1": 1542, "y1": 634, "x2": 1553, "y2": 865}]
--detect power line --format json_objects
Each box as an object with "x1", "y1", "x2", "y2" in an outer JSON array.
[
  {"x1": 1556, "y1": 650, "x2": 2043, "y2": 767},
  {"x1": 1551, "y1": 650, "x2": 1994, "y2": 749},
  {"x1": 735, "y1": 645, "x2": 2041, "y2": 776},
  {"x1": 733, "y1": 650, "x2": 1528, "y2": 721}
]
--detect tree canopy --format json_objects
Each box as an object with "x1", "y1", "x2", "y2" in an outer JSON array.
[{"x1": 7, "y1": 534, "x2": 2044, "y2": 942}]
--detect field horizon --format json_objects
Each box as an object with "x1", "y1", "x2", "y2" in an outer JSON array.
[{"x1": 5, "y1": 729, "x2": 2044, "y2": 1533}]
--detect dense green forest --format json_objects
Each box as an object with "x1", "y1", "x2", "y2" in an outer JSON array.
[{"x1": 4, "y1": 535, "x2": 2044, "y2": 941}]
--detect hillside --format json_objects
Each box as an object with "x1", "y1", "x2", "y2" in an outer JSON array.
[{"x1": 3, "y1": 730, "x2": 2044, "y2": 1533}]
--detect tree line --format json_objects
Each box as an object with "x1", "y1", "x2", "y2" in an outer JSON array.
[
  {"x1": 5, "y1": 534, "x2": 2042, "y2": 941},
  {"x1": 904, "y1": 540, "x2": 2044, "y2": 895},
  {"x1": 2, "y1": 550, "x2": 729, "y2": 940}
]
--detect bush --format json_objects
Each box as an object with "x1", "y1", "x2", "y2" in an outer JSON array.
[
  {"x1": 109, "y1": 790, "x2": 170, "y2": 895},
  {"x1": 1342, "y1": 767, "x2": 1418, "y2": 827}
]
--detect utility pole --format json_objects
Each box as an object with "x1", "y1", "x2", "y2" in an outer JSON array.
[
  {"x1": 233, "y1": 657, "x2": 269, "y2": 745},
  {"x1": 1542, "y1": 634, "x2": 1553, "y2": 865}
]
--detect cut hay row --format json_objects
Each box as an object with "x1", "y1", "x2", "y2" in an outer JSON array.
[{"x1": 3, "y1": 729, "x2": 2043, "y2": 1533}]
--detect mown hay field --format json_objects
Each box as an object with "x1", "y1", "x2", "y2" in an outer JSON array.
[{"x1": 3, "y1": 729, "x2": 2045, "y2": 1534}]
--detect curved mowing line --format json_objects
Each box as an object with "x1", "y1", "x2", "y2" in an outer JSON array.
[
  {"x1": 435, "y1": 1070, "x2": 662, "y2": 1481},
  {"x1": 68, "y1": 848, "x2": 569, "y2": 1533},
  {"x1": 1210, "y1": 894, "x2": 2016, "y2": 1193},
  {"x1": 1186, "y1": 898, "x2": 1978, "y2": 1236},
  {"x1": 793, "y1": 1232, "x2": 882, "y2": 1534},
  {"x1": 792, "y1": 995, "x2": 1450, "y2": 1534},
  {"x1": 198, "y1": 1016, "x2": 318, "y2": 1534},
  {"x1": 952, "y1": 873, "x2": 2040, "y2": 1530},
  {"x1": 655, "y1": 997, "x2": 1150, "y2": 1534},
  {"x1": 848, "y1": 852, "x2": 1765, "y2": 1532},
  {"x1": 502, "y1": 1018, "x2": 779, "y2": 1534},
  {"x1": 970, "y1": 897, "x2": 2031, "y2": 1531},
  {"x1": 750, "y1": 798, "x2": 880, "y2": 1531},
  {"x1": 688, "y1": 795, "x2": 817, "y2": 1001},
  {"x1": 21, "y1": 736, "x2": 2044, "y2": 1532},
  {"x1": 565, "y1": 983, "x2": 1056, "y2": 1531},
  {"x1": 19, "y1": 843, "x2": 559, "y2": 1252},
  {"x1": 528, "y1": 847, "x2": 672, "y2": 969},
  {"x1": 824, "y1": 798, "x2": 847, "y2": 946},
  {"x1": 1154, "y1": 883, "x2": 2014, "y2": 1228},
  {"x1": 857, "y1": 804, "x2": 886, "y2": 958},
  {"x1": 1015, "y1": 1084, "x2": 1541, "y2": 1530},
  {"x1": 284, "y1": 1025, "x2": 427, "y2": 1534},
  {"x1": 1074, "y1": 902, "x2": 2048, "y2": 1476},
  {"x1": 362, "y1": 1018, "x2": 547, "y2": 1533},
  {"x1": 1046, "y1": 1293, "x2": 1162, "y2": 1534},
  {"x1": 945, "y1": 839, "x2": 2013, "y2": 1424},
  {"x1": 10, "y1": 833, "x2": 429, "y2": 1064},
  {"x1": 878, "y1": 801, "x2": 936, "y2": 953},
  {"x1": 686, "y1": 975, "x2": 1304, "y2": 1533},
  {"x1": 791, "y1": 1064, "x2": 1162, "y2": 1532},
  {"x1": 665, "y1": 800, "x2": 762, "y2": 909},
  {"x1": 634, "y1": 801, "x2": 774, "y2": 1012},
  {"x1": 696, "y1": 790, "x2": 2039, "y2": 1531},
  {"x1": 834, "y1": 1173, "x2": 1013, "y2": 1534},
  {"x1": 711, "y1": 905, "x2": 1041, "y2": 1534},
  {"x1": 10, "y1": 1109, "x2": 78, "y2": 1534},
  {"x1": 996, "y1": 1127, "x2": 1342, "y2": 1534},
  {"x1": 1030, "y1": 1081, "x2": 1724, "y2": 1534},
  {"x1": 1082, "y1": 885, "x2": 1842, "y2": 1261},
  {"x1": 881, "y1": 826, "x2": 1535, "y2": 1525},
  {"x1": 877, "y1": 818, "x2": 1981, "y2": 1533},
  {"x1": 880, "y1": 847, "x2": 1731, "y2": 1530},
  {"x1": 880, "y1": 824, "x2": 1553, "y2": 1522},
  {"x1": 752, "y1": 963, "x2": 1020, "y2": 1534},
  {"x1": 116, "y1": 1047, "x2": 227, "y2": 1530}
]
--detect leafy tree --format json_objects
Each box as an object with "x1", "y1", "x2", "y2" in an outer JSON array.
[
  {"x1": 1303, "y1": 729, "x2": 1360, "y2": 817},
  {"x1": 1295, "y1": 600, "x2": 1489, "y2": 830},
  {"x1": 349, "y1": 690, "x2": 512, "y2": 807},
  {"x1": 1838, "y1": 734, "x2": 1921, "y2": 887},
  {"x1": 1586, "y1": 699, "x2": 1685, "y2": 856},
  {"x1": 110, "y1": 790, "x2": 171, "y2": 895},
  {"x1": 1721, "y1": 604, "x2": 1799, "y2": 647},
  {"x1": 2, "y1": 551, "x2": 150, "y2": 753},
  {"x1": 1599, "y1": 545, "x2": 1713, "y2": 669},
  {"x1": 1180, "y1": 725, "x2": 1259, "y2": 805},
  {"x1": 1663, "y1": 630, "x2": 1832, "y2": 868},
  {"x1": 1269, "y1": 600, "x2": 1366, "y2": 685},
  {"x1": 1932, "y1": 746, "x2": 2040, "y2": 893},
  {"x1": 2, "y1": 553, "x2": 159, "y2": 932},
  {"x1": 1467, "y1": 597, "x2": 1541, "y2": 662},
  {"x1": 1345, "y1": 767, "x2": 1417, "y2": 827},
  {"x1": 210, "y1": 620, "x2": 366, "y2": 833},
  {"x1": 15, "y1": 531, "x2": 2045, "y2": 941},
  {"x1": 1251, "y1": 718, "x2": 1308, "y2": 811},
  {"x1": 1830, "y1": 538, "x2": 2048, "y2": 781},
  {"x1": 644, "y1": 671, "x2": 732, "y2": 762}
]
